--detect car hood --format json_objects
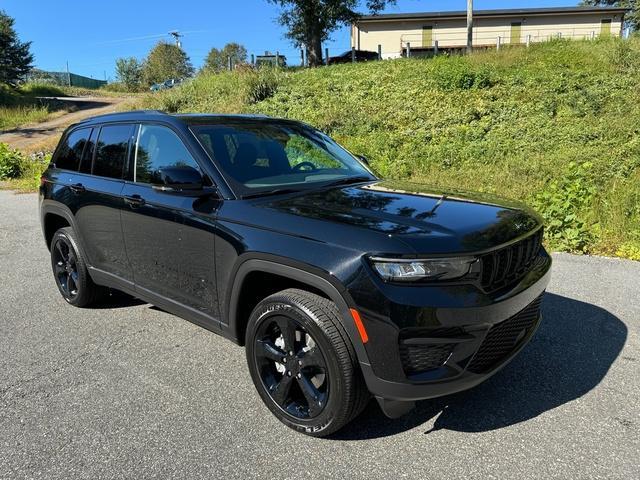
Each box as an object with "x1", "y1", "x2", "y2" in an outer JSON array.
[{"x1": 261, "y1": 180, "x2": 542, "y2": 254}]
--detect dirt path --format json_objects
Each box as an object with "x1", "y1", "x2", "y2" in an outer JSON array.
[{"x1": 0, "y1": 96, "x2": 126, "y2": 150}]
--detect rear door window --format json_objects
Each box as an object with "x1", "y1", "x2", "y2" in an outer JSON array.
[
  {"x1": 93, "y1": 124, "x2": 134, "y2": 179},
  {"x1": 54, "y1": 128, "x2": 91, "y2": 171}
]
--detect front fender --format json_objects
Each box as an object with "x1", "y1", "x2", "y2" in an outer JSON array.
[{"x1": 223, "y1": 254, "x2": 372, "y2": 369}]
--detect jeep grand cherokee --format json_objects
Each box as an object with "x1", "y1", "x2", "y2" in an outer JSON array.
[{"x1": 39, "y1": 111, "x2": 551, "y2": 436}]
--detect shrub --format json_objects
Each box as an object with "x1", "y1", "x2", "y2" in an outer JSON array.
[
  {"x1": 532, "y1": 162, "x2": 596, "y2": 253},
  {"x1": 0, "y1": 143, "x2": 24, "y2": 179},
  {"x1": 616, "y1": 243, "x2": 640, "y2": 261},
  {"x1": 243, "y1": 68, "x2": 282, "y2": 104},
  {"x1": 431, "y1": 57, "x2": 494, "y2": 90},
  {"x1": 0, "y1": 143, "x2": 50, "y2": 182}
]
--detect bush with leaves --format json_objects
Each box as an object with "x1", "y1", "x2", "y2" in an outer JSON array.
[
  {"x1": 0, "y1": 143, "x2": 24, "y2": 179},
  {"x1": 532, "y1": 162, "x2": 596, "y2": 253},
  {"x1": 0, "y1": 143, "x2": 50, "y2": 186}
]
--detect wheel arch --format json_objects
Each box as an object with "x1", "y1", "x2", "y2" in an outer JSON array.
[
  {"x1": 225, "y1": 255, "x2": 370, "y2": 365},
  {"x1": 43, "y1": 212, "x2": 71, "y2": 249},
  {"x1": 41, "y1": 202, "x2": 76, "y2": 250},
  {"x1": 40, "y1": 202, "x2": 91, "y2": 265}
]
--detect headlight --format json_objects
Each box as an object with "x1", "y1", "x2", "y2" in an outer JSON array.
[{"x1": 370, "y1": 256, "x2": 477, "y2": 282}]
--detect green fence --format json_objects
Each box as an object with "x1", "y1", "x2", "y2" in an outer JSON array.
[{"x1": 25, "y1": 70, "x2": 107, "y2": 89}]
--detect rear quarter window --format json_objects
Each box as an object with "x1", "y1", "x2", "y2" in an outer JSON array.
[{"x1": 54, "y1": 128, "x2": 91, "y2": 171}]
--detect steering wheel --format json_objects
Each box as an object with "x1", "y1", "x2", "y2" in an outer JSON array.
[{"x1": 292, "y1": 161, "x2": 317, "y2": 172}]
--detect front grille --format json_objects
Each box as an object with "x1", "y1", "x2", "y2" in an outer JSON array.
[
  {"x1": 466, "y1": 295, "x2": 543, "y2": 374},
  {"x1": 399, "y1": 327, "x2": 462, "y2": 375},
  {"x1": 480, "y1": 229, "x2": 543, "y2": 292}
]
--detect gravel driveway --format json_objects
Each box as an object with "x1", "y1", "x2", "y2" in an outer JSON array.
[
  {"x1": 0, "y1": 97, "x2": 124, "y2": 150},
  {"x1": 0, "y1": 190, "x2": 638, "y2": 479}
]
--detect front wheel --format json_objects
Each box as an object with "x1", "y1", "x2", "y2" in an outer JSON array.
[{"x1": 245, "y1": 289, "x2": 369, "y2": 437}]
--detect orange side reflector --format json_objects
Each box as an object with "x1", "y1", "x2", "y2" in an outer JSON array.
[{"x1": 350, "y1": 308, "x2": 369, "y2": 344}]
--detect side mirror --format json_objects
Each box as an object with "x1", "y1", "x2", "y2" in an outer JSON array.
[
  {"x1": 157, "y1": 165, "x2": 204, "y2": 191},
  {"x1": 357, "y1": 154, "x2": 370, "y2": 166}
]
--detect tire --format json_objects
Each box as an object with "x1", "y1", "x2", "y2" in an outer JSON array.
[
  {"x1": 245, "y1": 288, "x2": 369, "y2": 437},
  {"x1": 50, "y1": 227, "x2": 106, "y2": 307}
]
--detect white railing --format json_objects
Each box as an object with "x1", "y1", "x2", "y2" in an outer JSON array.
[{"x1": 399, "y1": 27, "x2": 618, "y2": 51}]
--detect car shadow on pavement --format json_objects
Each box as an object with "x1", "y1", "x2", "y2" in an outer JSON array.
[{"x1": 333, "y1": 292, "x2": 627, "y2": 440}]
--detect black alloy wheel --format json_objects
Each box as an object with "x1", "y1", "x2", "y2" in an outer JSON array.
[
  {"x1": 254, "y1": 315, "x2": 329, "y2": 419},
  {"x1": 246, "y1": 289, "x2": 369, "y2": 437},
  {"x1": 52, "y1": 235, "x2": 80, "y2": 300}
]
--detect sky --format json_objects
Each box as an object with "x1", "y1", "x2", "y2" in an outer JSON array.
[{"x1": 3, "y1": 0, "x2": 579, "y2": 81}]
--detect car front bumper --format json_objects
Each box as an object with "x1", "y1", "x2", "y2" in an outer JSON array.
[{"x1": 347, "y1": 251, "x2": 552, "y2": 407}]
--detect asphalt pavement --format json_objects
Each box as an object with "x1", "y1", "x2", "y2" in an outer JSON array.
[{"x1": 0, "y1": 190, "x2": 638, "y2": 479}]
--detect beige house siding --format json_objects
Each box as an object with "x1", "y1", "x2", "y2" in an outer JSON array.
[{"x1": 353, "y1": 11, "x2": 624, "y2": 58}]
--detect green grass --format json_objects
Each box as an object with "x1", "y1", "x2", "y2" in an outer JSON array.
[
  {"x1": 0, "y1": 104, "x2": 52, "y2": 130},
  {"x1": 27, "y1": 39, "x2": 640, "y2": 259},
  {"x1": 0, "y1": 81, "x2": 135, "y2": 130},
  {"x1": 0, "y1": 83, "x2": 73, "y2": 130},
  {"x1": 17, "y1": 82, "x2": 68, "y2": 97}
]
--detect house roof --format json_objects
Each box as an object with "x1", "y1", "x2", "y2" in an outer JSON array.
[{"x1": 357, "y1": 6, "x2": 629, "y2": 23}]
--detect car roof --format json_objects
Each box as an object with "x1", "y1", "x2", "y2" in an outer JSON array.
[{"x1": 72, "y1": 110, "x2": 300, "y2": 128}]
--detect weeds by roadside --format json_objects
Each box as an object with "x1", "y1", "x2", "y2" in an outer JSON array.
[{"x1": 0, "y1": 143, "x2": 50, "y2": 192}]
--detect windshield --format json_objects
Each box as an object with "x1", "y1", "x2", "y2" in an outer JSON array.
[{"x1": 191, "y1": 121, "x2": 375, "y2": 197}]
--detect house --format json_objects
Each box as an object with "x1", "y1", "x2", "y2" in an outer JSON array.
[
  {"x1": 255, "y1": 52, "x2": 287, "y2": 67},
  {"x1": 351, "y1": 6, "x2": 628, "y2": 58}
]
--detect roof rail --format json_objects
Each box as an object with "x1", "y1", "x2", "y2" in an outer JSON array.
[{"x1": 76, "y1": 109, "x2": 169, "y2": 123}]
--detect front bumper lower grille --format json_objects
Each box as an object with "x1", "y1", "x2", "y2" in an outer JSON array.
[
  {"x1": 398, "y1": 327, "x2": 462, "y2": 376},
  {"x1": 466, "y1": 295, "x2": 543, "y2": 374},
  {"x1": 400, "y1": 343, "x2": 456, "y2": 375}
]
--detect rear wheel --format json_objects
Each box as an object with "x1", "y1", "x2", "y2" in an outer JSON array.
[
  {"x1": 50, "y1": 227, "x2": 105, "y2": 307},
  {"x1": 246, "y1": 288, "x2": 369, "y2": 437}
]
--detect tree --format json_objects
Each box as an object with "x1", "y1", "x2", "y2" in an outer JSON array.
[
  {"x1": 142, "y1": 41, "x2": 194, "y2": 85},
  {"x1": 115, "y1": 57, "x2": 143, "y2": 90},
  {"x1": 268, "y1": 0, "x2": 396, "y2": 66},
  {"x1": 203, "y1": 42, "x2": 248, "y2": 72},
  {"x1": 0, "y1": 10, "x2": 33, "y2": 85},
  {"x1": 581, "y1": 1, "x2": 639, "y2": 31}
]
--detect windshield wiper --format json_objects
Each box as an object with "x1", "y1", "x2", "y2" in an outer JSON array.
[
  {"x1": 242, "y1": 176, "x2": 374, "y2": 199},
  {"x1": 241, "y1": 188, "x2": 303, "y2": 199},
  {"x1": 323, "y1": 176, "x2": 374, "y2": 188}
]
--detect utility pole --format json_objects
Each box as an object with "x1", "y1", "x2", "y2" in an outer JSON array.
[
  {"x1": 169, "y1": 31, "x2": 183, "y2": 48},
  {"x1": 466, "y1": 0, "x2": 473, "y2": 54},
  {"x1": 66, "y1": 61, "x2": 71, "y2": 87}
]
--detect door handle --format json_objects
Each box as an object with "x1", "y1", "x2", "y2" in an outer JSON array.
[
  {"x1": 124, "y1": 194, "x2": 145, "y2": 207},
  {"x1": 69, "y1": 183, "x2": 85, "y2": 194}
]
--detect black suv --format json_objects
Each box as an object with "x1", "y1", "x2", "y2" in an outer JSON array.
[{"x1": 40, "y1": 111, "x2": 551, "y2": 436}]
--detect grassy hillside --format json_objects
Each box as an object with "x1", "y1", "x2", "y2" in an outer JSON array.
[
  {"x1": 0, "y1": 83, "x2": 73, "y2": 130},
  {"x1": 129, "y1": 39, "x2": 639, "y2": 259}
]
